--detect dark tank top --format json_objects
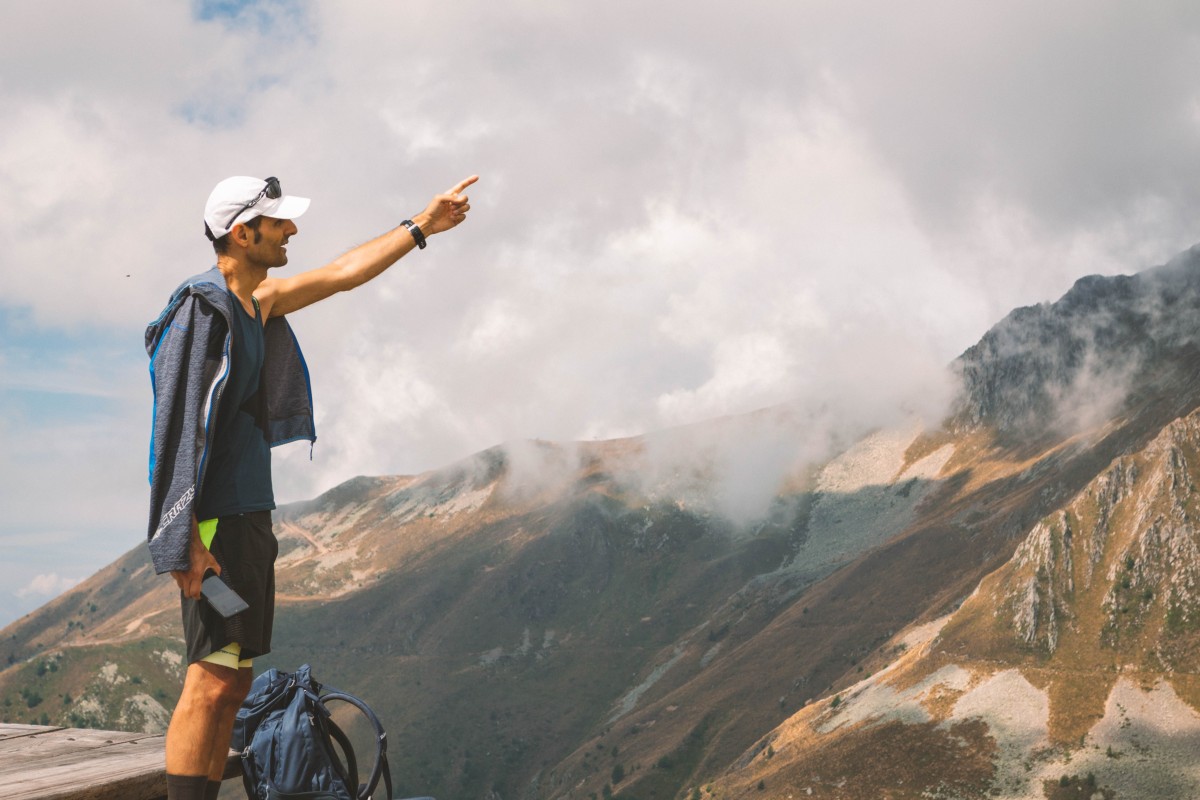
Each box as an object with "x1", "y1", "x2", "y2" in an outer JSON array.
[{"x1": 196, "y1": 291, "x2": 274, "y2": 519}]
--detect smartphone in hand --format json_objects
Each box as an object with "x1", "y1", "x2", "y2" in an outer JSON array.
[{"x1": 201, "y1": 570, "x2": 249, "y2": 618}]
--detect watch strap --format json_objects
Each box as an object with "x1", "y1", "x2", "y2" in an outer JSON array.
[{"x1": 402, "y1": 219, "x2": 427, "y2": 249}]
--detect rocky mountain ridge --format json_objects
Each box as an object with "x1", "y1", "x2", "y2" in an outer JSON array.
[{"x1": 954, "y1": 245, "x2": 1200, "y2": 434}]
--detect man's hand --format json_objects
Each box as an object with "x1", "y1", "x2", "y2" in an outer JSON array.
[
  {"x1": 170, "y1": 517, "x2": 220, "y2": 600},
  {"x1": 413, "y1": 175, "x2": 478, "y2": 236}
]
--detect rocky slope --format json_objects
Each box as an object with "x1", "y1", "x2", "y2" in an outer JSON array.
[
  {"x1": 691, "y1": 250, "x2": 1200, "y2": 799},
  {"x1": 703, "y1": 402, "x2": 1200, "y2": 798},
  {"x1": 7, "y1": 247, "x2": 1200, "y2": 799},
  {"x1": 954, "y1": 245, "x2": 1200, "y2": 436}
]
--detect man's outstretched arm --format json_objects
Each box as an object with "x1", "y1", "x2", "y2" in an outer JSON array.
[{"x1": 256, "y1": 174, "x2": 477, "y2": 318}]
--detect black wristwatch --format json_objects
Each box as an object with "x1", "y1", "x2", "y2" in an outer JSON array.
[{"x1": 402, "y1": 219, "x2": 427, "y2": 249}]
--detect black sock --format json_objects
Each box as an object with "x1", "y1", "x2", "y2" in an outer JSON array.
[
  {"x1": 205, "y1": 779, "x2": 222, "y2": 800},
  {"x1": 166, "y1": 773, "x2": 209, "y2": 800}
]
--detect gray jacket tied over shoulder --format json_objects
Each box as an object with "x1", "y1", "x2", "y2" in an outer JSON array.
[{"x1": 144, "y1": 267, "x2": 316, "y2": 575}]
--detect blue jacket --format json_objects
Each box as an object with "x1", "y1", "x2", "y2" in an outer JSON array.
[{"x1": 144, "y1": 267, "x2": 316, "y2": 574}]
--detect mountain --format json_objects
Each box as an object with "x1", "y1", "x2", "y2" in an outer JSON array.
[{"x1": 6, "y1": 246, "x2": 1200, "y2": 799}]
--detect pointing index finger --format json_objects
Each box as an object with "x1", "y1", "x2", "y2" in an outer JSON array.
[{"x1": 448, "y1": 174, "x2": 479, "y2": 197}]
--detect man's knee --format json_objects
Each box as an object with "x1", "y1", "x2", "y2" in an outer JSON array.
[{"x1": 181, "y1": 662, "x2": 251, "y2": 713}]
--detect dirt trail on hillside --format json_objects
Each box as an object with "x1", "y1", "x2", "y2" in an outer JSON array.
[{"x1": 277, "y1": 520, "x2": 329, "y2": 555}]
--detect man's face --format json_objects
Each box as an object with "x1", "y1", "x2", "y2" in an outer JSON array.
[{"x1": 243, "y1": 216, "x2": 298, "y2": 269}]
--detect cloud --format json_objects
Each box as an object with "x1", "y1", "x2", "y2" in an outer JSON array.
[{"x1": 15, "y1": 573, "x2": 82, "y2": 601}]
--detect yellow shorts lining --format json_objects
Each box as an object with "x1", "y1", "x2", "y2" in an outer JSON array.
[{"x1": 200, "y1": 641, "x2": 253, "y2": 669}]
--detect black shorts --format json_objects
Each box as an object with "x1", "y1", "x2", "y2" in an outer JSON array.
[{"x1": 181, "y1": 510, "x2": 278, "y2": 665}]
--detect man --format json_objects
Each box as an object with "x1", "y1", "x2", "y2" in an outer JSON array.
[{"x1": 145, "y1": 173, "x2": 476, "y2": 800}]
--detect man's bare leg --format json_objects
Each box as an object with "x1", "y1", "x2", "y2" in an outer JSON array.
[
  {"x1": 204, "y1": 667, "x2": 253, "y2": 781},
  {"x1": 166, "y1": 662, "x2": 250, "y2": 779}
]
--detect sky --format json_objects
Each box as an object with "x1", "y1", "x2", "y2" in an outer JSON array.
[{"x1": 4, "y1": 0, "x2": 1200, "y2": 627}]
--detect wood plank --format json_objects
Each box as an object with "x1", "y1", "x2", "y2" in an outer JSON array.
[
  {"x1": 9, "y1": 735, "x2": 168, "y2": 800},
  {"x1": 0, "y1": 723, "x2": 64, "y2": 740},
  {"x1": 0, "y1": 727, "x2": 149, "y2": 766},
  {"x1": 1, "y1": 727, "x2": 241, "y2": 800}
]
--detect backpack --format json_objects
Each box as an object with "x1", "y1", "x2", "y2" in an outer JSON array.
[{"x1": 231, "y1": 663, "x2": 394, "y2": 800}]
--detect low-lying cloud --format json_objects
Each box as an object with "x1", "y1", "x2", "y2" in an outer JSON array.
[{"x1": 15, "y1": 573, "x2": 82, "y2": 601}]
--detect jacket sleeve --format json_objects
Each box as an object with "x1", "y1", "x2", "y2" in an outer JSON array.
[{"x1": 146, "y1": 295, "x2": 227, "y2": 574}]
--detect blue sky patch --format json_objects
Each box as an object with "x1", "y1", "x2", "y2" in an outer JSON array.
[
  {"x1": 193, "y1": 0, "x2": 313, "y2": 36},
  {"x1": 175, "y1": 99, "x2": 248, "y2": 130},
  {"x1": 0, "y1": 307, "x2": 144, "y2": 420},
  {"x1": 194, "y1": 0, "x2": 259, "y2": 22}
]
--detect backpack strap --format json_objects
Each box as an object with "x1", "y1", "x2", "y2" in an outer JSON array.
[
  {"x1": 320, "y1": 691, "x2": 390, "y2": 800},
  {"x1": 324, "y1": 716, "x2": 360, "y2": 795}
]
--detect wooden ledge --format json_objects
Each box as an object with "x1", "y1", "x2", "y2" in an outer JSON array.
[{"x1": 1, "y1": 724, "x2": 239, "y2": 800}]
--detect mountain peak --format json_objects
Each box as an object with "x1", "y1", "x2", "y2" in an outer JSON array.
[{"x1": 954, "y1": 247, "x2": 1200, "y2": 436}]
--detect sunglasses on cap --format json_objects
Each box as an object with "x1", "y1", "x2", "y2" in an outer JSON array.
[{"x1": 224, "y1": 176, "x2": 281, "y2": 230}]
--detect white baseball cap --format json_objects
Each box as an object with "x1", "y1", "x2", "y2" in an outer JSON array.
[{"x1": 204, "y1": 176, "x2": 310, "y2": 240}]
